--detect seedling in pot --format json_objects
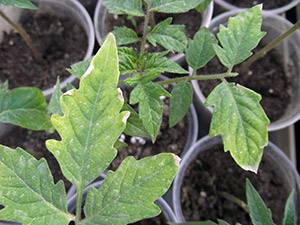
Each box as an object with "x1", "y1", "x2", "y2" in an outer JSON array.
[
  {"x1": 173, "y1": 179, "x2": 296, "y2": 225},
  {"x1": 0, "y1": 0, "x2": 43, "y2": 62},
  {"x1": 0, "y1": 34, "x2": 179, "y2": 225}
]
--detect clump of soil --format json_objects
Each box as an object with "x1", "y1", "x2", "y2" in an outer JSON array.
[
  {"x1": 110, "y1": 95, "x2": 188, "y2": 170},
  {"x1": 0, "y1": 127, "x2": 71, "y2": 190},
  {"x1": 198, "y1": 49, "x2": 291, "y2": 122},
  {"x1": 0, "y1": 10, "x2": 87, "y2": 90},
  {"x1": 181, "y1": 144, "x2": 289, "y2": 225},
  {"x1": 225, "y1": 0, "x2": 292, "y2": 10}
]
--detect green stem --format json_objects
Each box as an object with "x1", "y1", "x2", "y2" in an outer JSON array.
[
  {"x1": 75, "y1": 184, "x2": 83, "y2": 225},
  {"x1": 242, "y1": 20, "x2": 300, "y2": 71},
  {"x1": 157, "y1": 72, "x2": 238, "y2": 86},
  {"x1": 0, "y1": 10, "x2": 43, "y2": 63},
  {"x1": 219, "y1": 191, "x2": 249, "y2": 213},
  {"x1": 139, "y1": 9, "x2": 151, "y2": 57}
]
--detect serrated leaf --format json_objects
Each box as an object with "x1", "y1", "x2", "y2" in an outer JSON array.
[
  {"x1": 214, "y1": 5, "x2": 265, "y2": 69},
  {"x1": 0, "y1": 87, "x2": 51, "y2": 130},
  {"x1": 82, "y1": 153, "x2": 179, "y2": 225},
  {"x1": 246, "y1": 179, "x2": 275, "y2": 225},
  {"x1": 48, "y1": 78, "x2": 63, "y2": 115},
  {"x1": 130, "y1": 82, "x2": 171, "y2": 142},
  {"x1": 123, "y1": 103, "x2": 150, "y2": 138},
  {"x1": 0, "y1": 0, "x2": 37, "y2": 9},
  {"x1": 145, "y1": 0, "x2": 206, "y2": 13},
  {"x1": 46, "y1": 34, "x2": 129, "y2": 187},
  {"x1": 196, "y1": 0, "x2": 212, "y2": 12},
  {"x1": 169, "y1": 81, "x2": 192, "y2": 127},
  {"x1": 0, "y1": 146, "x2": 73, "y2": 224},
  {"x1": 283, "y1": 191, "x2": 296, "y2": 225},
  {"x1": 67, "y1": 58, "x2": 92, "y2": 79},
  {"x1": 112, "y1": 27, "x2": 139, "y2": 46},
  {"x1": 186, "y1": 28, "x2": 217, "y2": 70},
  {"x1": 147, "y1": 18, "x2": 188, "y2": 53},
  {"x1": 205, "y1": 82, "x2": 269, "y2": 172},
  {"x1": 118, "y1": 47, "x2": 139, "y2": 75},
  {"x1": 104, "y1": 0, "x2": 144, "y2": 17}
]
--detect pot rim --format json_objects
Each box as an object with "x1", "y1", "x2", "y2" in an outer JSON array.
[
  {"x1": 190, "y1": 10, "x2": 300, "y2": 132},
  {"x1": 215, "y1": 0, "x2": 300, "y2": 15},
  {"x1": 37, "y1": 0, "x2": 95, "y2": 97},
  {"x1": 172, "y1": 135, "x2": 300, "y2": 222}
]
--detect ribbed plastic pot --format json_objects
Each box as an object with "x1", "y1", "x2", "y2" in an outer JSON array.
[
  {"x1": 172, "y1": 136, "x2": 300, "y2": 223},
  {"x1": 93, "y1": 0, "x2": 214, "y2": 62},
  {"x1": 191, "y1": 10, "x2": 300, "y2": 132},
  {"x1": 67, "y1": 180, "x2": 179, "y2": 223},
  {"x1": 215, "y1": 0, "x2": 300, "y2": 14},
  {"x1": 0, "y1": 0, "x2": 95, "y2": 98}
]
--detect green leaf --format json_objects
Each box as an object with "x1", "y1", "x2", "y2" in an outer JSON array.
[
  {"x1": 196, "y1": 0, "x2": 212, "y2": 12},
  {"x1": 112, "y1": 27, "x2": 139, "y2": 46},
  {"x1": 130, "y1": 82, "x2": 171, "y2": 142},
  {"x1": 246, "y1": 179, "x2": 275, "y2": 225},
  {"x1": 67, "y1": 58, "x2": 92, "y2": 79},
  {"x1": 214, "y1": 5, "x2": 265, "y2": 69},
  {"x1": 205, "y1": 82, "x2": 269, "y2": 172},
  {"x1": 0, "y1": 87, "x2": 51, "y2": 130},
  {"x1": 0, "y1": 145, "x2": 74, "y2": 224},
  {"x1": 123, "y1": 103, "x2": 150, "y2": 138},
  {"x1": 46, "y1": 34, "x2": 129, "y2": 187},
  {"x1": 283, "y1": 191, "x2": 296, "y2": 225},
  {"x1": 118, "y1": 47, "x2": 139, "y2": 75},
  {"x1": 48, "y1": 78, "x2": 63, "y2": 115},
  {"x1": 0, "y1": 0, "x2": 37, "y2": 9},
  {"x1": 147, "y1": 18, "x2": 188, "y2": 53},
  {"x1": 82, "y1": 153, "x2": 179, "y2": 225},
  {"x1": 169, "y1": 81, "x2": 192, "y2": 127},
  {"x1": 186, "y1": 28, "x2": 217, "y2": 70},
  {"x1": 146, "y1": 0, "x2": 206, "y2": 13},
  {"x1": 114, "y1": 140, "x2": 128, "y2": 150},
  {"x1": 103, "y1": 0, "x2": 144, "y2": 17}
]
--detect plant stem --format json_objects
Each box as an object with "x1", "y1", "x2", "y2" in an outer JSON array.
[
  {"x1": 75, "y1": 184, "x2": 83, "y2": 225},
  {"x1": 157, "y1": 72, "x2": 238, "y2": 86},
  {"x1": 219, "y1": 191, "x2": 249, "y2": 213},
  {"x1": 241, "y1": 20, "x2": 300, "y2": 71},
  {"x1": 139, "y1": 9, "x2": 151, "y2": 57},
  {"x1": 0, "y1": 10, "x2": 43, "y2": 63}
]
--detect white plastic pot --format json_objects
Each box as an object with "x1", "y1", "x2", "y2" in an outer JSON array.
[
  {"x1": 191, "y1": 10, "x2": 300, "y2": 132},
  {"x1": 215, "y1": 0, "x2": 300, "y2": 14},
  {"x1": 0, "y1": 0, "x2": 95, "y2": 98},
  {"x1": 172, "y1": 136, "x2": 300, "y2": 223}
]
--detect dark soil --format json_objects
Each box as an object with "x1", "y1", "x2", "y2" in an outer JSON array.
[
  {"x1": 132, "y1": 214, "x2": 167, "y2": 225},
  {"x1": 110, "y1": 93, "x2": 188, "y2": 170},
  {"x1": 0, "y1": 10, "x2": 87, "y2": 90},
  {"x1": 78, "y1": 0, "x2": 98, "y2": 16},
  {"x1": 181, "y1": 144, "x2": 289, "y2": 225},
  {"x1": 0, "y1": 127, "x2": 71, "y2": 190},
  {"x1": 198, "y1": 49, "x2": 291, "y2": 122},
  {"x1": 225, "y1": 0, "x2": 292, "y2": 10}
]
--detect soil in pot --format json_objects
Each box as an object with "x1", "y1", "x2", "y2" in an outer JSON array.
[
  {"x1": 0, "y1": 10, "x2": 87, "y2": 90},
  {"x1": 181, "y1": 144, "x2": 289, "y2": 225},
  {"x1": 109, "y1": 87, "x2": 188, "y2": 170},
  {"x1": 198, "y1": 48, "x2": 291, "y2": 122},
  {"x1": 0, "y1": 127, "x2": 71, "y2": 190},
  {"x1": 224, "y1": 0, "x2": 292, "y2": 10}
]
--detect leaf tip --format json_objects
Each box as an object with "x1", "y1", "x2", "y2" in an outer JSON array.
[{"x1": 172, "y1": 154, "x2": 181, "y2": 168}]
